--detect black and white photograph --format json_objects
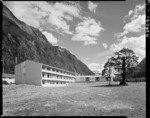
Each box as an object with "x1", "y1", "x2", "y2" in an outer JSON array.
[{"x1": 2, "y1": 0, "x2": 146, "y2": 117}]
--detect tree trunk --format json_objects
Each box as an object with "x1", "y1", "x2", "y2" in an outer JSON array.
[
  {"x1": 109, "y1": 77, "x2": 111, "y2": 85},
  {"x1": 120, "y1": 58, "x2": 128, "y2": 85},
  {"x1": 96, "y1": 77, "x2": 100, "y2": 81}
]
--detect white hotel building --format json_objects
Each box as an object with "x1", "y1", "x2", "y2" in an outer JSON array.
[{"x1": 15, "y1": 60, "x2": 76, "y2": 86}]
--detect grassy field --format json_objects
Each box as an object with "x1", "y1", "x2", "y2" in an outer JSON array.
[{"x1": 2, "y1": 81, "x2": 146, "y2": 117}]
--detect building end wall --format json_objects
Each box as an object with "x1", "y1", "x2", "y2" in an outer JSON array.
[{"x1": 25, "y1": 60, "x2": 42, "y2": 86}]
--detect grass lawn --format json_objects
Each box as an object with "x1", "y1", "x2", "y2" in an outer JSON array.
[{"x1": 2, "y1": 81, "x2": 146, "y2": 117}]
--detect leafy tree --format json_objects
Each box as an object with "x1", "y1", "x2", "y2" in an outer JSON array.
[
  {"x1": 102, "y1": 58, "x2": 116, "y2": 85},
  {"x1": 111, "y1": 48, "x2": 139, "y2": 85},
  {"x1": 102, "y1": 48, "x2": 139, "y2": 85}
]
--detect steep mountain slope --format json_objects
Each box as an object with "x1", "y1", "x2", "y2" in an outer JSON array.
[
  {"x1": 2, "y1": 5, "x2": 94, "y2": 75},
  {"x1": 133, "y1": 58, "x2": 146, "y2": 77}
]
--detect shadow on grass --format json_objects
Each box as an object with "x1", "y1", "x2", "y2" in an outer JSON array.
[{"x1": 89, "y1": 84, "x2": 127, "y2": 87}]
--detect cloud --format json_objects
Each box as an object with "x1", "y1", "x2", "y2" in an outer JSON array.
[
  {"x1": 110, "y1": 34, "x2": 145, "y2": 61},
  {"x1": 115, "y1": 4, "x2": 145, "y2": 38},
  {"x1": 123, "y1": 10, "x2": 133, "y2": 22},
  {"x1": 72, "y1": 33, "x2": 97, "y2": 45},
  {"x1": 130, "y1": 4, "x2": 145, "y2": 20},
  {"x1": 115, "y1": 14, "x2": 145, "y2": 38},
  {"x1": 128, "y1": 10, "x2": 133, "y2": 17},
  {"x1": 88, "y1": 1, "x2": 98, "y2": 13},
  {"x1": 88, "y1": 63, "x2": 101, "y2": 71},
  {"x1": 113, "y1": 4, "x2": 145, "y2": 62},
  {"x1": 97, "y1": 50, "x2": 113, "y2": 58},
  {"x1": 4, "y1": 1, "x2": 81, "y2": 35},
  {"x1": 99, "y1": 56, "x2": 111, "y2": 70},
  {"x1": 124, "y1": 4, "x2": 145, "y2": 21},
  {"x1": 123, "y1": 14, "x2": 145, "y2": 32},
  {"x1": 76, "y1": 17, "x2": 104, "y2": 36},
  {"x1": 102, "y1": 43, "x2": 108, "y2": 49},
  {"x1": 72, "y1": 17, "x2": 104, "y2": 45},
  {"x1": 114, "y1": 31, "x2": 128, "y2": 39},
  {"x1": 42, "y1": 31, "x2": 59, "y2": 45}
]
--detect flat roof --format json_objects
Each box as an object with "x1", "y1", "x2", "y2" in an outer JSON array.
[{"x1": 17, "y1": 60, "x2": 76, "y2": 75}]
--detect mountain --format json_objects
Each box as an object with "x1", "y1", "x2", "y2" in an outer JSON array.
[
  {"x1": 133, "y1": 58, "x2": 146, "y2": 77},
  {"x1": 2, "y1": 4, "x2": 94, "y2": 75}
]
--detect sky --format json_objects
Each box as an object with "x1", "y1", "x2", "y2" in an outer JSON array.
[{"x1": 3, "y1": 0, "x2": 146, "y2": 73}]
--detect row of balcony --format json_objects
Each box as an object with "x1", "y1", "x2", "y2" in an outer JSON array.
[
  {"x1": 42, "y1": 72, "x2": 75, "y2": 79},
  {"x1": 42, "y1": 69, "x2": 75, "y2": 78},
  {"x1": 42, "y1": 77, "x2": 75, "y2": 82},
  {"x1": 42, "y1": 65, "x2": 75, "y2": 76}
]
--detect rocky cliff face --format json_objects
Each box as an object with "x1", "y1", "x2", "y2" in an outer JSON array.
[{"x1": 2, "y1": 5, "x2": 94, "y2": 75}]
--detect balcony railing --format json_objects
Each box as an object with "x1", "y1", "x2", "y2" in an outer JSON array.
[
  {"x1": 42, "y1": 69, "x2": 75, "y2": 78},
  {"x1": 42, "y1": 77, "x2": 75, "y2": 82}
]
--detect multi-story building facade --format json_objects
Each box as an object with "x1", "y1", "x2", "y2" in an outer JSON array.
[{"x1": 15, "y1": 60, "x2": 76, "y2": 86}]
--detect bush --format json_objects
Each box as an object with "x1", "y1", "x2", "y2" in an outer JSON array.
[
  {"x1": 113, "y1": 75, "x2": 145, "y2": 82},
  {"x1": 113, "y1": 75, "x2": 122, "y2": 82},
  {"x1": 3, "y1": 80, "x2": 8, "y2": 85},
  {"x1": 126, "y1": 77, "x2": 145, "y2": 82}
]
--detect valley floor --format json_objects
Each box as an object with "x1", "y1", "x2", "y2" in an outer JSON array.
[{"x1": 2, "y1": 81, "x2": 146, "y2": 117}]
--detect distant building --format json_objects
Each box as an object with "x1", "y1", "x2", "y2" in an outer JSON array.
[
  {"x1": 75, "y1": 74, "x2": 102, "y2": 82},
  {"x1": 15, "y1": 60, "x2": 76, "y2": 86}
]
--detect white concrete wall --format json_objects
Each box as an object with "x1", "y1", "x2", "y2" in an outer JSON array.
[{"x1": 3, "y1": 78, "x2": 15, "y2": 84}]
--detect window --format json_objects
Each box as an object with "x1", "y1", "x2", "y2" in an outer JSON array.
[
  {"x1": 42, "y1": 65, "x2": 46, "y2": 69},
  {"x1": 42, "y1": 73, "x2": 45, "y2": 77},
  {"x1": 42, "y1": 80, "x2": 45, "y2": 84}
]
